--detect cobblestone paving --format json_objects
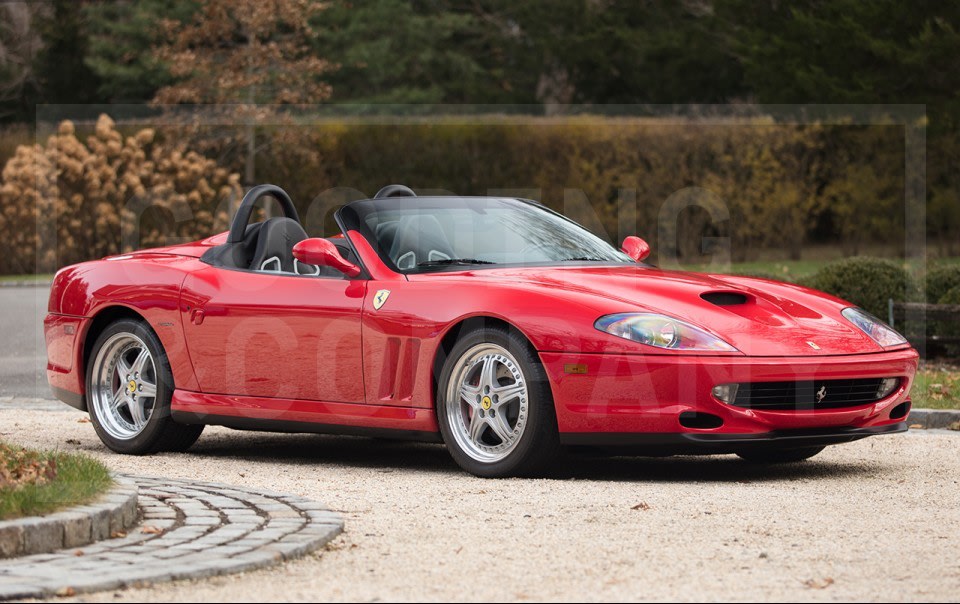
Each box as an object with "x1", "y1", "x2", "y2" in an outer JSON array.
[{"x1": 0, "y1": 475, "x2": 343, "y2": 599}]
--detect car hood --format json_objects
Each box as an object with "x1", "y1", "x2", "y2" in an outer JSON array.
[{"x1": 425, "y1": 264, "x2": 886, "y2": 356}]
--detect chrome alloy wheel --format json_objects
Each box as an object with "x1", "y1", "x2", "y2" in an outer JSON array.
[
  {"x1": 445, "y1": 343, "x2": 529, "y2": 463},
  {"x1": 90, "y1": 332, "x2": 158, "y2": 440}
]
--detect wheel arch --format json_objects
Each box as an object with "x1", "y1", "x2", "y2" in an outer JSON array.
[
  {"x1": 430, "y1": 315, "x2": 540, "y2": 404},
  {"x1": 81, "y1": 305, "x2": 151, "y2": 391}
]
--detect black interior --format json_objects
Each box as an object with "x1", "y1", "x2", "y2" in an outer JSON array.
[
  {"x1": 387, "y1": 215, "x2": 455, "y2": 269},
  {"x1": 249, "y1": 217, "x2": 309, "y2": 273},
  {"x1": 201, "y1": 184, "x2": 358, "y2": 278}
]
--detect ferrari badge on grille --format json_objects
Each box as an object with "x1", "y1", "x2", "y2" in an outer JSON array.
[{"x1": 816, "y1": 385, "x2": 828, "y2": 403}]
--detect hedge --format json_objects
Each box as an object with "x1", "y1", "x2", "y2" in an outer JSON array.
[
  {"x1": 0, "y1": 115, "x2": 927, "y2": 274},
  {"x1": 925, "y1": 265, "x2": 960, "y2": 304},
  {"x1": 935, "y1": 285, "x2": 960, "y2": 356},
  {"x1": 803, "y1": 257, "x2": 912, "y2": 318}
]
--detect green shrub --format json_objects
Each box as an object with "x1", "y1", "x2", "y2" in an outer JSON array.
[
  {"x1": 804, "y1": 256, "x2": 911, "y2": 318},
  {"x1": 938, "y1": 285, "x2": 960, "y2": 306},
  {"x1": 935, "y1": 286, "x2": 960, "y2": 358},
  {"x1": 925, "y1": 265, "x2": 960, "y2": 304}
]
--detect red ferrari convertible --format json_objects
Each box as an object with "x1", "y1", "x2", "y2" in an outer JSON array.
[{"x1": 45, "y1": 184, "x2": 918, "y2": 476}]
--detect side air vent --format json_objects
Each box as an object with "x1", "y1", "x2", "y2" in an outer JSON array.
[{"x1": 701, "y1": 291, "x2": 749, "y2": 306}]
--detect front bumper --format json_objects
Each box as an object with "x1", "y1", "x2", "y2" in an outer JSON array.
[
  {"x1": 540, "y1": 348, "x2": 919, "y2": 436},
  {"x1": 44, "y1": 313, "x2": 89, "y2": 410}
]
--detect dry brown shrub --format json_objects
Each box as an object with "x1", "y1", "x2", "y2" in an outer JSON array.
[{"x1": 0, "y1": 114, "x2": 241, "y2": 273}]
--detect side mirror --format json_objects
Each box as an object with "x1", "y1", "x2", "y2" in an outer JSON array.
[
  {"x1": 292, "y1": 238, "x2": 362, "y2": 277},
  {"x1": 620, "y1": 236, "x2": 651, "y2": 262}
]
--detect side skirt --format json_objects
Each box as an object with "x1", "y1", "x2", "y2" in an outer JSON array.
[{"x1": 170, "y1": 389, "x2": 442, "y2": 443}]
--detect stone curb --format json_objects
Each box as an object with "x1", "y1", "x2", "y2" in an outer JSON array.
[
  {"x1": 907, "y1": 407, "x2": 960, "y2": 430},
  {"x1": 0, "y1": 475, "x2": 344, "y2": 600},
  {"x1": 0, "y1": 280, "x2": 51, "y2": 288},
  {"x1": 0, "y1": 474, "x2": 137, "y2": 559}
]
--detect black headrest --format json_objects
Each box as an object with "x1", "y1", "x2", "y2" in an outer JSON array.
[
  {"x1": 389, "y1": 215, "x2": 455, "y2": 269},
  {"x1": 249, "y1": 217, "x2": 308, "y2": 273},
  {"x1": 200, "y1": 222, "x2": 264, "y2": 269}
]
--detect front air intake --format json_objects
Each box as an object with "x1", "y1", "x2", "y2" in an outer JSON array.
[
  {"x1": 889, "y1": 401, "x2": 911, "y2": 420},
  {"x1": 729, "y1": 378, "x2": 896, "y2": 410},
  {"x1": 679, "y1": 411, "x2": 724, "y2": 429},
  {"x1": 700, "y1": 291, "x2": 748, "y2": 306}
]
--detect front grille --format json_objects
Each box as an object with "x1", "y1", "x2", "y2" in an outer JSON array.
[{"x1": 731, "y1": 378, "x2": 892, "y2": 410}]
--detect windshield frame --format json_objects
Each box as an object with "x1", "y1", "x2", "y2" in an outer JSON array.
[{"x1": 336, "y1": 196, "x2": 635, "y2": 275}]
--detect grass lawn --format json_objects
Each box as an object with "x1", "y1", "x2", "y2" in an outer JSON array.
[
  {"x1": 0, "y1": 441, "x2": 112, "y2": 520},
  {"x1": 910, "y1": 364, "x2": 960, "y2": 410},
  {"x1": 0, "y1": 273, "x2": 53, "y2": 282},
  {"x1": 678, "y1": 255, "x2": 960, "y2": 283},
  {"x1": 678, "y1": 258, "x2": 824, "y2": 281}
]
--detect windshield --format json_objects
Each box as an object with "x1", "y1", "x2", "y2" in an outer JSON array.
[{"x1": 338, "y1": 197, "x2": 632, "y2": 273}]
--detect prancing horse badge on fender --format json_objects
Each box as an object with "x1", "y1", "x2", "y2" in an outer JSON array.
[{"x1": 373, "y1": 289, "x2": 391, "y2": 310}]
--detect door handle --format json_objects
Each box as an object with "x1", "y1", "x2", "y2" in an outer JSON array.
[{"x1": 191, "y1": 308, "x2": 205, "y2": 325}]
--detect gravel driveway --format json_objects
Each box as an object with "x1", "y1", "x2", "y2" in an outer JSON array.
[{"x1": 3, "y1": 404, "x2": 958, "y2": 602}]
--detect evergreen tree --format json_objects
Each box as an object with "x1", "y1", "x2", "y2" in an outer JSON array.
[
  {"x1": 34, "y1": 0, "x2": 100, "y2": 110},
  {"x1": 84, "y1": 0, "x2": 199, "y2": 103},
  {"x1": 314, "y1": 0, "x2": 510, "y2": 104}
]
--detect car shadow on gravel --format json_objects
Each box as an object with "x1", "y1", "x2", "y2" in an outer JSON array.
[
  {"x1": 554, "y1": 451, "x2": 877, "y2": 483},
  {"x1": 188, "y1": 431, "x2": 460, "y2": 474},
  {"x1": 182, "y1": 430, "x2": 880, "y2": 483}
]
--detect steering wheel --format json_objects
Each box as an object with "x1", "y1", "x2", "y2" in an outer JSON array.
[{"x1": 227, "y1": 184, "x2": 301, "y2": 243}]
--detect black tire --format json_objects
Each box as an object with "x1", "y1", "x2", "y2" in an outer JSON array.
[
  {"x1": 736, "y1": 446, "x2": 825, "y2": 464},
  {"x1": 85, "y1": 318, "x2": 203, "y2": 454},
  {"x1": 436, "y1": 326, "x2": 560, "y2": 477}
]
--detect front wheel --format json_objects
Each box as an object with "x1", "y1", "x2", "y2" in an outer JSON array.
[
  {"x1": 436, "y1": 326, "x2": 560, "y2": 478},
  {"x1": 736, "y1": 446, "x2": 825, "y2": 464},
  {"x1": 86, "y1": 318, "x2": 203, "y2": 454}
]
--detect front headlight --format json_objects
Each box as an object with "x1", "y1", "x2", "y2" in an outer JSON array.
[
  {"x1": 594, "y1": 313, "x2": 739, "y2": 352},
  {"x1": 841, "y1": 307, "x2": 908, "y2": 347}
]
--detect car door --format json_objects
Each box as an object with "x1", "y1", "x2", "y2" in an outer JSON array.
[{"x1": 180, "y1": 266, "x2": 367, "y2": 403}]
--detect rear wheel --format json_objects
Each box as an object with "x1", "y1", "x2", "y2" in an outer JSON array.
[
  {"x1": 86, "y1": 318, "x2": 203, "y2": 454},
  {"x1": 436, "y1": 326, "x2": 560, "y2": 477},
  {"x1": 736, "y1": 446, "x2": 825, "y2": 464}
]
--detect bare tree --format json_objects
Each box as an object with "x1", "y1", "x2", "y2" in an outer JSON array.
[
  {"x1": 0, "y1": 2, "x2": 47, "y2": 120},
  {"x1": 152, "y1": 0, "x2": 334, "y2": 192}
]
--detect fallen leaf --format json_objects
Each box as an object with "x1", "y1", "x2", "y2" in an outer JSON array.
[
  {"x1": 74, "y1": 550, "x2": 84, "y2": 557},
  {"x1": 110, "y1": 530, "x2": 127, "y2": 539},
  {"x1": 140, "y1": 525, "x2": 163, "y2": 535},
  {"x1": 76, "y1": 417, "x2": 90, "y2": 423},
  {"x1": 631, "y1": 502, "x2": 651, "y2": 511},
  {"x1": 909, "y1": 424, "x2": 925, "y2": 429},
  {"x1": 56, "y1": 587, "x2": 76, "y2": 597},
  {"x1": 803, "y1": 578, "x2": 835, "y2": 589}
]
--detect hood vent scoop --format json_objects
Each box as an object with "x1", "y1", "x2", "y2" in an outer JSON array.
[{"x1": 701, "y1": 291, "x2": 749, "y2": 306}]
